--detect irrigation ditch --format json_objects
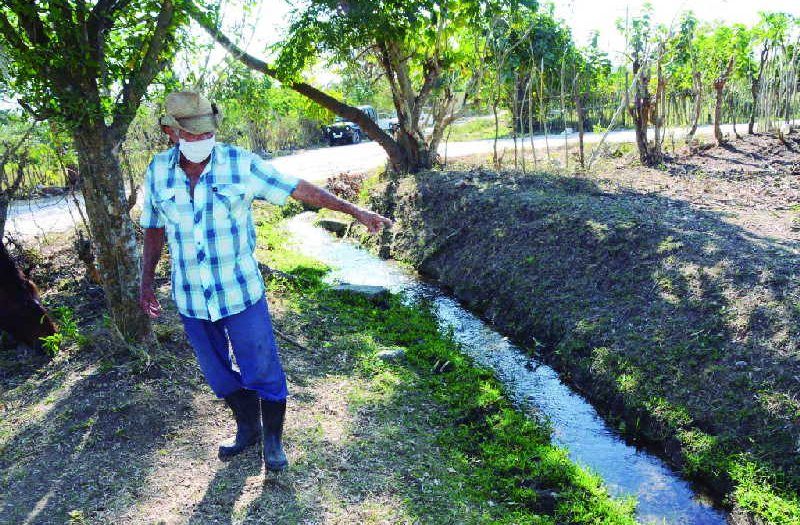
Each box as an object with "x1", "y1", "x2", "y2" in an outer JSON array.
[{"x1": 334, "y1": 137, "x2": 800, "y2": 523}]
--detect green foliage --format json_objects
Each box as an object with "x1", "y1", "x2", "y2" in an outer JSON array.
[
  {"x1": 276, "y1": 0, "x2": 523, "y2": 79},
  {"x1": 333, "y1": 61, "x2": 395, "y2": 110},
  {"x1": 0, "y1": 1, "x2": 187, "y2": 131},
  {"x1": 210, "y1": 59, "x2": 332, "y2": 151},
  {"x1": 39, "y1": 306, "x2": 88, "y2": 356}
]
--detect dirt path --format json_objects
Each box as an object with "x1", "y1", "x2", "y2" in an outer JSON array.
[{"x1": 0, "y1": 281, "x2": 474, "y2": 525}]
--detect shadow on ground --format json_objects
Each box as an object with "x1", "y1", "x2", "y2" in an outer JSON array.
[{"x1": 378, "y1": 165, "x2": 800, "y2": 498}]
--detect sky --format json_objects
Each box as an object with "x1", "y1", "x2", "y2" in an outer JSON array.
[{"x1": 243, "y1": 0, "x2": 800, "y2": 56}]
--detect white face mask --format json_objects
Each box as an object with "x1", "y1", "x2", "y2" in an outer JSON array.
[{"x1": 179, "y1": 136, "x2": 215, "y2": 163}]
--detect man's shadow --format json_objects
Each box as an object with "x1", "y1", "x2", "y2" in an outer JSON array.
[{"x1": 186, "y1": 446, "x2": 302, "y2": 524}]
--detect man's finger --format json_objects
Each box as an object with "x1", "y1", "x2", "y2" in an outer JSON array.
[{"x1": 147, "y1": 303, "x2": 161, "y2": 318}]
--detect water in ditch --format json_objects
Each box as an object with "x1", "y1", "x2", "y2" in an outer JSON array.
[{"x1": 285, "y1": 212, "x2": 728, "y2": 525}]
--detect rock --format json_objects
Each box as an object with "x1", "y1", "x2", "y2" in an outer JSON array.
[
  {"x1": 316, "y1": 218, "x2": 350, "y2": 237},
  {"x1": 331, "y1": 284, "x2": 389, "y2": 297},
  {"x1": 376, "y1": 347, "x2": 406, "y2": 362},
  {"x1": 728, "y1": 506, "x2": 768, "y2": 525}
]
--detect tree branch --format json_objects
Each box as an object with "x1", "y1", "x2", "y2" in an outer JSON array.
[
  {"x1": 18, "y1": 100, "x2": 57, "y2": 121},
  {"x1": 110, "y1": 0, "x2": 175, "y2": 141},
  {"x1": 189, "y1": 3, "x2": 406, "y2": 169},
  {"x1": 413, "y1": 57, "x2": 441, "y2": 123},
  {"x1": 5, "y1": 1, "x2": 49, "y2": 47},
  {"x1": 0, "y1": 124, "x2": 35, "y2": 173},
  {"x1": 90, "y1": 0, "x2": 136, "y2": 19},
  {"x1": 377, "y1": 42, "x2": 409, "y2": 122},
  {"x1": 0, "y1": 11, "x2": 29, "y2": 54}
]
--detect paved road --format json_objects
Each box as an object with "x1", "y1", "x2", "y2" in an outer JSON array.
[{"x1": 2, "y1": 122, "x2": 746, "y2": 238}]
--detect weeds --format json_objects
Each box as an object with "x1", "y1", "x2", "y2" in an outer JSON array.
[{"x1": 39, "y1": 306, "x2": 87, "y2": 356}]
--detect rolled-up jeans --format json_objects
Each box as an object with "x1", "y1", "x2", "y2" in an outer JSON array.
[{"x1": 180, "y1": 295, "x2": 288, "y2": 401}]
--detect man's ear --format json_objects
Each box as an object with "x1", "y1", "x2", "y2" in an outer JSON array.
[{"x1": 161, "y1": 125, "x2": 179, "y2": 144}]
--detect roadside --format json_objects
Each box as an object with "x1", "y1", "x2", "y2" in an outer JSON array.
[
  {"x1": 368, "y1": 131, "x2": 800, "y2": 523},
  {"x1": 0, "y1": 204, "x2": 635, "y2": 524},
  {"x1": 2, "y1": 121, "x2": 751, "y2": 240}
]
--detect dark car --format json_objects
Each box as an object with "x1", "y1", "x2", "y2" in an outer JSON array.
[{"x1": 323, "y1": 105, "x2": 378, "y2": 146}]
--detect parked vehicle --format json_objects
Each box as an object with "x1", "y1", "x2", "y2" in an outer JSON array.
[
  {"x1": 322, "y1": 105, "x2": 372, "y2": 146},
  {"x1": 377, "y1": 112, "x2": 399, "y2": 134},
  {"x1": 322, "y1": 105, "x2": 398, "y2": 146}
]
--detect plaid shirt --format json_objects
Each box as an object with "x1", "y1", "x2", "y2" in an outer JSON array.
[{"x1": 140, "y1": 143, "x2": 300, "y2": 321}]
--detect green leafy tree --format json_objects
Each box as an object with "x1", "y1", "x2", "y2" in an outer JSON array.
[
  {"x1": 748, "y1": 12, "x2": 796, "y2": 133},
  {"x1": 487, "y1": 5, "x2": 575, "y2": 135},
  {"x1": 0, "y1": 1, "x2": 186, "y2": 341},
  {"x1": 192, "y1": 0, "x2": 530, "y2": 173},
  {"x1": 693, "y1": 22, "x2": 749, "y2": 144},
  {"x1": 625, "y1": 5, "x2": 661, "y2": 164},
  {"x1": 211, "y1": 59, "x2": 333, "y2": 152}
]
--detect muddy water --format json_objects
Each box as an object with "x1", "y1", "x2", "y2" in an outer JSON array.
[{"x1": 286, "y1": 212, "x2": 729, "y2": 525}]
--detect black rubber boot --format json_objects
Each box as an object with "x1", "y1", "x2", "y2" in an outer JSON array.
[
  {"x1": 218, "y1": 389, "x2": 262, "y2": 459},
  {"x1": 260, "y1": 398, "x2": 288, "y2": 472}
]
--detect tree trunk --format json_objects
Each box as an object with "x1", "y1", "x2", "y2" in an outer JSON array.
[
  {"x1": 687, "y1": 67, "x2": 702, "y2": 145},
  {"x1": 631, "y1": 54, "x2": 656, "y2": 165},
  {"x1": 749, "y1": 44, "x2": 769, "y2": 134},
  {"x1": 714, "y1": 56, "x2": 735, "y2": 145},
  {"x1": 0, "y1": 193, "x2": 8, "y2": 239},
  {"x1": 395, "y1": 131, "x2": 435, "y2": 172},
  {"x1": 72, "y1": 125, "x2": 150, "y2": 341},
  {"x1": 650, "y1": 45, "x2": 666, "y2": 164},
  {"x1": 574, "y1": 87, "x2": 586, "y2": 170}
]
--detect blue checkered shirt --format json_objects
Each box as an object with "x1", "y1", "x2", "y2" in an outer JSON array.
[{"x1": 140, "y1": 143, "x2": 300, "y2": 321}]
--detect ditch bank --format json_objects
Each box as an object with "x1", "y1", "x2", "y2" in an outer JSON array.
[{"x1": 367, "y1": 168, "x2": 800, "y2": 523}]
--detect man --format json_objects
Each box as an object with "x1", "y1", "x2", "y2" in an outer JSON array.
[{"x1": 139, "y1": 91, "x2": 391, "y2": 473}]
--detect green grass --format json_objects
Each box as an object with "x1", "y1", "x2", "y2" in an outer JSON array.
[
  {"x1": 446, "y1": 113, "x2": 513, "y2": 142},
  {"x1": 253, "y1": 202, "x2": 636, "y2": 524},
  {"x1": 368, "y1": 168, "x2": 800, "y2": 523}
]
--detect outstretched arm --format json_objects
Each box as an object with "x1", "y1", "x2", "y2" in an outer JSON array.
[
  {"x1": 290, "y1": 179, "x2": 392, "y2": 233},
  {"x1": 139, "y1": 227, "x2": 166, "y2": 318}
]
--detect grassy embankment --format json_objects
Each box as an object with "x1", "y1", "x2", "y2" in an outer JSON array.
[
  {"x1": 366, "y1": 155, "x2": 800, "y2": 524},
  {"x1": 0, "y1": 202, "x2": 635, "y2": 524},
  {"x1": 255, "y1": 203, "x2": 637, "y2": 524}
]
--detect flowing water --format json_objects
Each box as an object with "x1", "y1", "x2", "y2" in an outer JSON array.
[{"x1": 286, "y1": 212, "x2": 729, "y2": 525}]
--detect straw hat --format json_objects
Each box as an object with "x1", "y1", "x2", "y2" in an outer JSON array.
[{"x1": 159, "y1": 91, "x2": 221, "y2": 134}]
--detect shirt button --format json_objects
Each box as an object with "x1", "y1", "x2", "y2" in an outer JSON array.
[
  {"x1": 197, "y1": 250, "x2": 205, "y2": 262},
  {"x1": 194, "y1": 212, "x2": 201, "y2": 224},
  {"x1": 204, "y1": 288, "x2": 212, "y2": 298}
]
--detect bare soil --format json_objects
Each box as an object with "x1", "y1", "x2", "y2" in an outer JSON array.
[
  {"x1": 0, "y1": 232, "x2": 488, "y2": 524},
  {"x1": 372, "y1": 131, "x2": 800, "y2": 511}
]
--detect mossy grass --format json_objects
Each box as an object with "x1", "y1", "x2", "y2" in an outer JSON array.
[{"x1": 253, "y1": 202, "x2": 636, "y2": 524}]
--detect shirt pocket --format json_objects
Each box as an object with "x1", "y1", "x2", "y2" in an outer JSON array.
[
  {"x1": 154, "y1": 187, "x2": 180, "y2": 225},
  {"x1": 212, "y1": 183, "x2": 248, "y2": 222}
]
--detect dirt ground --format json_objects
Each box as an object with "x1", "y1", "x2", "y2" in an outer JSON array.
[
  {"x1": 374, "y1": 130, "x2": 800, "y2": 515},
  {"x1": 0, "y1": 237, "x2": 489, "y2": 524}
]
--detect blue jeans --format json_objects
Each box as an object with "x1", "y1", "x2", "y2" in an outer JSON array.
[{"x1": 180, "y1": 296, "x2": 288, "y2": 401}]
